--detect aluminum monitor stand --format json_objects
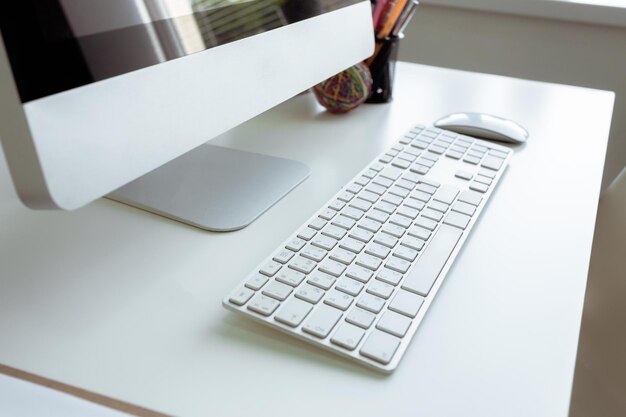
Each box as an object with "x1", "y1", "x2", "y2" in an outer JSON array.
[{"x1": 108, "y1": 144, "x2": 310, "y2": 232}]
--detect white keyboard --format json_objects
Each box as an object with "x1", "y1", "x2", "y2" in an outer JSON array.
[{"x1": 223, "y1": 124, "x2": 512, "y2": 373}]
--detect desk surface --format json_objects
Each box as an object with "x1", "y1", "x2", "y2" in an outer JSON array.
[{"x1": 0, "y1": 62, "x2": 614, "y2": 417}]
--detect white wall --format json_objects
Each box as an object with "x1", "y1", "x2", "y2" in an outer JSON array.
[{"x1": 399, "y1": 5, "x2": 626, "y2": 189}]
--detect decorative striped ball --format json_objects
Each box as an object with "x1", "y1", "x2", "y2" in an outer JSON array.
[{"x1": 313, "y1": 63, "x2": 373, "y2": 114}]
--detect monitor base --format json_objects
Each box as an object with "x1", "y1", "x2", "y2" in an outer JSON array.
[{"x1": 107, "y1": 144, "x2": 310, "y2": 232}]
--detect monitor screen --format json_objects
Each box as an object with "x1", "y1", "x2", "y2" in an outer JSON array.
[{"x1": 0, "y1": 0, "x2": 362, "y2": 103}]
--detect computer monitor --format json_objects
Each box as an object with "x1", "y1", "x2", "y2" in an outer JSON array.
[{"x1": 0, "y1": 0, "x2": 373, "y2": 230}]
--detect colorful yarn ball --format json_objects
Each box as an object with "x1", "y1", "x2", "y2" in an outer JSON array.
[{"x1": 313, "y1": 63, "x2": 373, "y2": 114}]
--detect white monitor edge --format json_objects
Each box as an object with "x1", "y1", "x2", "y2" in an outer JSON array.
[{"x1": 0, "y1": 2, "x2": 374, "y2": 210}]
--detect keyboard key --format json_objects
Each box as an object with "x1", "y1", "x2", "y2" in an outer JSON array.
[
  {"x1": 392, "y1": 158, "x2": 411, "y2": 169},
  {"x1": 342, "y1": 206, "x2": 365, "y2": 221},
  {"x1": 346, "y1": 183, "x2": 362, "y2": 194},
  {"x1": 324, "y1": 289, "x2": 354, "y2": 311},
  {"x1": 411, "y1": 140, "x2": 430, "y2": 150},
  {"x1": 388, "y1": 290, "x2": 424, "y2": 318},
  {"x1": 349, "y1": 198, "x2": 372, "y2": 212},
  {"x1": 455, "y1": 170, "x2": 473, "y2": 180},
  {"x1": 416, "y1": 158, "x2": 435, "y2": 169},
  {"x1": 301, "y1": 245, "x2": 327, "y2": 262},
  {"x1": 346, "y1": 308, "x2": 376, "y2": 329},
  {"x1": 401, "y1": 236, "x2": 425, "y2": 252},
  {"x1": 396, "y1": 206, "x2": 419, "y2": 220},
  {"x1": 339, "y1": 237, "x2": 365, "y2": 254},
  {"x1": 376, "y1": 268, "x2": 403, "y2": 286},
  {"x1": 469, "y1": 181, "x2": 489, "y2": 193},
  {"x1": 311, "y1": 235, "x2": 338, "y2": 251},
  {"x1": 262, "y1": 281, "x2": 293, "y2": 301},
  {"x1": 389, "y1": 186, "x2": 410, "y2": 199},
  {"x1": 337, "y1": 191, "x2": 354, "y2": 203},
  {"x1": 349, "y1": 227, "x2": 374, "y2": 243},
  {"x1": 370, "y1": 162, "x2": 385, "y2": 172},
  {"x1": 331, "y1": 323, "x2": 365, "y2": 350},
  {"x1": 367, "y1": 280, "x2": 395, "y2": 299},
  {"x1": 408, "y1": 225, "x2": 431, "y2": 241},
  {"x1": 379, "y1": 154, "x2": 392, "y2": 164},
  {"x1": 303, "y1": 304, "x2": 343, "y2": 338},
  {"x1": 288, "y1": 240, "x2": 308, "y2": 255},
  {"x1": 421, "y1": 208, "x2": 443, "y2": 222},
  {"x1": 458, "y1": 190, "x2": 483, "y2": 206},
  {"x1": 295, "y1": 283, "x2": 325, "y2": 304},
  {"x1": 446, "y1": 150, "x2": 463, "y2": 159},
  {"x1": 260, "y1": 261, "x2": 282, "y2": 277},
  {"x1": 365, "y1": 184, "x2": 387, "y2": 196},
  {"x1": 245, "y1": 273, "x2": 269, "y2": 290},
  {"x1": 273, "y1": 249, "x2": 295, "y2": 264},
  {"x1": 318, "y1": 259, "x2": 346, "y2": 277},
  {"x1": 381, "y1": 223, "x2": 406, "y2": 238},
  {"x1": 329, "y1": 200, "x2": 346, "y2": 211},
  {"x1": 365, "y1": 242, "x2": 391, "y2": 259},
  {"x1": 363, "y1": 169, "x2": 377, "y2": 179},
  {"x1": 247, "y1": 294, "x2": 280, "y2": 316},
  {"x1": 452, "y1": 201, "x2": 476, "y2": 217},
  {"x1": 332, "y1": 215, "x2": 356, "y2": 230},
  {"x1": 415, "y1": 217, "x2": 438, "y2": 231},
  {"x1": 376, "y1": 311, "x2": 412, "y2": 338},
  {"x1": 481, "y1": 154, "x2": 504, "y2": 171},
  {"x1": 357, "y1": 293, "x2": 386, "y2": 313},
  {"x1": 373, "y1": 176, "x2": 393, "y2": 188},
  {"x1": 385, "y1": 257, "x2": 411, "y2": 274},
  {"x1": 276, "y1": 268, "x2": 306, "y2": 287},
  {"x1": 229, "y1": 287, "x2": 254, "y2": 306},
  {"x1": 336, "y1": 277, "x2": 364, "y2": 297},
  {"x1": 365, "y1": 209, "x2": 389, "y2": 224},
  {"x1": 479, "y1": 169, "x2": 496, "y2": 179},
  {"x1": 389, "y1": 214, "x2": 412, "y2": 229},
  {"x1": 402, "y1": 225, "x2": 463, "y2": 296},
  {"x1": 297, "y1": 227, "x2": 317, "y2": 241},
  {"x1": 360, "y1": 330, "x2": 400, "y2": 365},
  {"x1": 411, "y1": 190, "x2": 431, "y2": 203},
  {"x1": 319, "y1": 208, "x2": 337, "y2": 221},
  {"x1": 410, "y1": 164, "x2": 429, "y2": 175},
  {"x1": 380, "y1": 166, "x2": 403, "y2": 181},
  {"x1": 474, "y1": 175, "x2": 492, "y2": 186},
  {"x1": 416, "y1": 183, "x2": 437, "y2": 194},
  {"x1": 489, "y1": 149, "x2": 509, "y2": 159},
  {"x1": 322, "y1": 224, "x2": 347, "y2": 240},
  {"x1": 404, "y1": 198, "x2": 425, "y2": 211},
  {"x1": 444, "y1": 211, "x2": 471, "y2": 230},
  {"x1": 329, "y1": 248, "x2": 356, "y2": 265},
  {"x1": 307, "y1": 271, "x2": 336, "y2": 290},
  {"x1": 429, "y1": 145, "x2": 446, "y2": 155},
  {"x1": 382, "y1": 193, "x2": 403, "y2": 206},
  {"x1": 289, "y1": 256, "x2": 317, "y2": 274},
  {"x1": 356, "y1": 254, "x2": 383, "y2": 271},
  {"x1": 375, "y1": 201, "x2": 397, "y2": 214},
  {"x1": 359, "y1": 218, "x2": 383, "y2": 233},
  {"x1": 308, "y1": 217, "x2": 327, "y2": 231},
  {"x1": 428, "y1": 200, "x2": 449, "y2": 213},
  {"x1": 433, "y1": 185, "x2": 459, "y2": 205},
  {"x1": 346, "y1": 265, "x2": 374, "y2": 283},
  {"x1": 275, "y1": 298, "x2": 313, "y2": 327},
  {"x1": 373, "y1": 233, "x2": 398, "y2": 249},
  {"x1": 354, "y1": 175, "x2": 370, "y2": 187},
  {"x1": 393, "y1": 246, "x2": 418, "y2": 262},
  {"x1": 463, "y1": 155, "x2": 480, "y2": 165}
]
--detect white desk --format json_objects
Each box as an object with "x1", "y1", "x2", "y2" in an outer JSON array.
[{"x1": 0, "y1": 63, "x2": 614, "y2": 417}]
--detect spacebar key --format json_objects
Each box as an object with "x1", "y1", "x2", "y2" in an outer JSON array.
[{"x1": 401, "y1": 225, "x2": 463, "y2": 296}]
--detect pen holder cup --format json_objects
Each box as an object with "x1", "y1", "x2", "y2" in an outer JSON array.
[{"x1": 366, "y1": 35, "x2": 402, "y2": 104}]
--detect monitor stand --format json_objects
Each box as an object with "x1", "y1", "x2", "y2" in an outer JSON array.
[{"x1": 107, "y1": 144, "x2": 310, "y2": 232}]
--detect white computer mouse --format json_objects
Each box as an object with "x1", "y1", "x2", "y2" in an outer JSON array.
[{"x1": 434, "y1": 112, "x2": 529, "y2": 144}]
